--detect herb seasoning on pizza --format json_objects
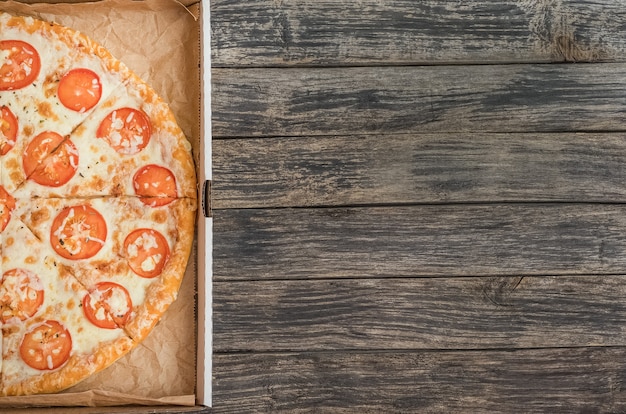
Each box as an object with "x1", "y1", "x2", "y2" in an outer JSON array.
[{"x1": 0, "y1": 12, "x2": 197, "y2": 396}]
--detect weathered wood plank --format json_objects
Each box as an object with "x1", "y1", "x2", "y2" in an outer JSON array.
[
  {"x1": 211, "y1": 0, "x2": 626, "y2": 67},
  {"x1": 214, "y1": 205, "x2": 626, "y2": 280},
  {"x1": 213, "y1": 133, "x2": 626, "y2": 209},
  {"x1": 213, "y1": 348, "x2": 626, "y2": 413},
  {"x1": 214, "y1": 275, "x2": 626, "y2": 352},
  {"x1": 212, "y1": 64, "x2": 626, "y2": 137}
]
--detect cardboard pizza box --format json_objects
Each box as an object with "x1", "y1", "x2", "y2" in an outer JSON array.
[{"x1": 0, "y1": 0, "x2": 212, "y2": 411}]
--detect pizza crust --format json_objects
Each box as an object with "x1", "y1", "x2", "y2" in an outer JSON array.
[{"x1": 2, "y1": 336, "x2": 135, "y2": 397}]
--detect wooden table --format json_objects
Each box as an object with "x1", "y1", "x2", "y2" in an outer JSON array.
[{"x1": 210, "y1": 1, "x2": 626, "y2": 411}]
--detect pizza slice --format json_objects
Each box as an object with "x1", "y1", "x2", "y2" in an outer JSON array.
[
  {"x1": 0, "y1": 181, "x2": 13, "y2": 237},
  {"x1": 10, "y1": 72, "x2": 196, "y2": 201},
  {"x1": 13, "y1": 196, "x2": 195, "y2": 344},
  {"x1": 0, "y1": 11, "x2": 116, "y2": 133},
  {"x1": 0, "y1": 214, "x2": 135, "y2": 396},
  {"x1": 0, "y1": 183, "x2": 4, "y2": 384},
  {"x1": 0, "y1": 12, "x2": 131, "y2": 192}
]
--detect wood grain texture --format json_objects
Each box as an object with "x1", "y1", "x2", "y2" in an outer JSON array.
[
  {"x1": 214, "y1": 133, "x2": 626, "y2": 209},
  {"x1": 211, "y1": 0, "x2": 626, "y2": 411},
  {"x1": 213, "y1": 348, "x2": 626, "y2": 413},
  {"x1": 212, "y1": 64, "x2": 626, "y2": 137},
  {"x1": 214, "y1": 275, "x2": 626, "y2": 352},
  {"x1": 214, "y1": 204, "x2": 626, "y2": 280},
  {"x1": 211, "y1": 0, "x2": 626, "y2": 67}
]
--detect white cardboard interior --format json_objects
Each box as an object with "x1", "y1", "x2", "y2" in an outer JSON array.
[{"x1": 196, "y1": 0, "x2": 213, "y2": 407}]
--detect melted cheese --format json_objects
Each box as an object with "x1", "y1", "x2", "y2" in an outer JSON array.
[
  {"x1": 94, "y1": 306, "x2": 106, "y2": 321},
  {"x1": 128, "y1": 232, "x2": 158, "y2": 258},
  {"x1": 106, "y1": 288, "x2": 130, "y2": 318},
  {"x1": 0, "y1": 48, "x2": 10, "y2": 62},
  {"x1": 140, "y1": 254, "x2": 161, "y2": 273}
]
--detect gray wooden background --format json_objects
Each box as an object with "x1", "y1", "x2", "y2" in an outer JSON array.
[{"x1": 211, "y1": 1, "x2": 626, "y2": 412}]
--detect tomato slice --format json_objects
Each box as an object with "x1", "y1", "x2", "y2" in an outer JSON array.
[
  {"x1": 23, "y1": 131, "x2": 65, "y2": 176},
  {"x1": 0, "y1": 105, "x2": 18, "y2": 155},
  {"x1": 57, "y1": 68, "x2": 102, "y2": 112},
  {"x1": 0, "y1": 185, "x2": 15, "y2": 232},
  {"x1": 83, "y1": 282, "x2": 132, "y2": 329},
  {"x1": 124, "y1": 228, "x2": 170, "y2": 278},
  {"x1": 0, "y1": 40, "x2": 41, "y2": 91},
  {"x1": 23, "y1": 131, "x2": 78, "y2": 187},
  {"x1": 0, "y1": 269, "x2": 44, "y2": 324},
  {"x1": 50, "y1": 205, "x2": 107, "y2": 260},
  {"x1": 20, "y1": 320, "x2": 72, "y2": 370},
  {"x1": 133, "y1": 164, "x2": 177, "y2": 206},
  {"x1": 97, "y1": 107, "x2": 151, "y2": 155},
  {"x1": 30, "y1": 139, "x2": 79, "y2": 187}
]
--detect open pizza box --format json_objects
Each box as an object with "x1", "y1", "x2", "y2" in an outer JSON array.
[{"x1": 0, "y1": 0, "x2": 212, "y2": 411}]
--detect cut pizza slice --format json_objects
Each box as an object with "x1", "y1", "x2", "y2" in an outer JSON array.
[
  {"x1": 14, "y1": 196, "x2": 195, "y2": 343},
  {"x1": 0, "y1": 184, "x2": 11, "y2": 382},
  {"x1": 0, "y1": 214, "x2": 135, "y2": 396},
  {"x1": 10, "y1": 71, "x2": 196, "y2": 201},
  {"x1": 0, "y1": 178, "x2": 13, "y2": 236},
  {"x1": 0, "y1": 181, "x2": 13, "y2": 383},
  {"x1": 0, "y1": 180, "x2": 5, "y2": 383},
  {"x1": 0, "y1": 12, "x2": 132, "y2": 192}
]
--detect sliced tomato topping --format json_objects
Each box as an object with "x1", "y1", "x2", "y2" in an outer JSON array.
[
  {"x1": 124, "y1": 228, "x2": 170, "y2": 278},
  {"x1": 23, "y1": 131, "x2": 65, "y2": 176},
  {"x1": 133, "y1": 164, "x2": 177, "y2": 206},
  {"x1": 50, "y1": 205, "x2": 107, "y2": 260},
  {"x1": 97, "y1": 107, "x2": 151, "y2": 155},
  {"x1": 20, "y1": 320, "x2": 72, "y2": 370},
  {"x1": 0, "y1": 105, "x2": 18, "y2": 155},
  {"x1": 30, "y1": 139, "x2": 78, "y2": 187},
  {"x1": 23, "y1": 131, "x2": 78, "y2": 187},
  {"x1": 57, "y1": 68, "x2": 102, "y2": 112},
  {"x1": 0, "y1": 269, "x2": 44, "y2": 324},
  {"x1": 0, "y1": 40, "x2": 41, "y2": 91},
  {"x1": 0, "y1": 185, "x2": 15, "y2": 232},
  {"x1": 83, "y1": 282, "x2": 132, "y2": 329}
]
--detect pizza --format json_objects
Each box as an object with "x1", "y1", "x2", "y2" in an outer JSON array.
[{"x1": 0, "y1": 11, "x2": 197, "y2": 396}]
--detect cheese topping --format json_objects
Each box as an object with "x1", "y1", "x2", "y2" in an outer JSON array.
[
  {"x1": 141, "y1": 253, "x2": 162, "y2": 272},
  {"x1": 94, "y1": 305, "x2": 106, "y2": 321},
  {"x1": 0, "y1": 48, "x2": 10, "y2": 63},
  {"x1": 127, "y1": 231, "x2": 158, "y2": 258},
  {"x1": 90, "y1": 284, "x2": 131, "y2": 320},
  {"x1": 105, "y1": 287, "x2": 130, "y2": 317}
]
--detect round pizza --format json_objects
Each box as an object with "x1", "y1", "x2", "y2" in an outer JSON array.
[{"x1": 0, "y1": 12, "x2": 197, "y2": 396}]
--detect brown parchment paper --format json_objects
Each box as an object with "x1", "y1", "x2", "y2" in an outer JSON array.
[{"x1": 0, "y1": 0, "x2": 201, "y2": 407}]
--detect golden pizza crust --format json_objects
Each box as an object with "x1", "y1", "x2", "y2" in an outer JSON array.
[
  {"x1": 4, "y1": 12, "x2": 132, "y2": 77},
  {"x1": 1, "y1": 336, "x2": 135, "y2": 397}
]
